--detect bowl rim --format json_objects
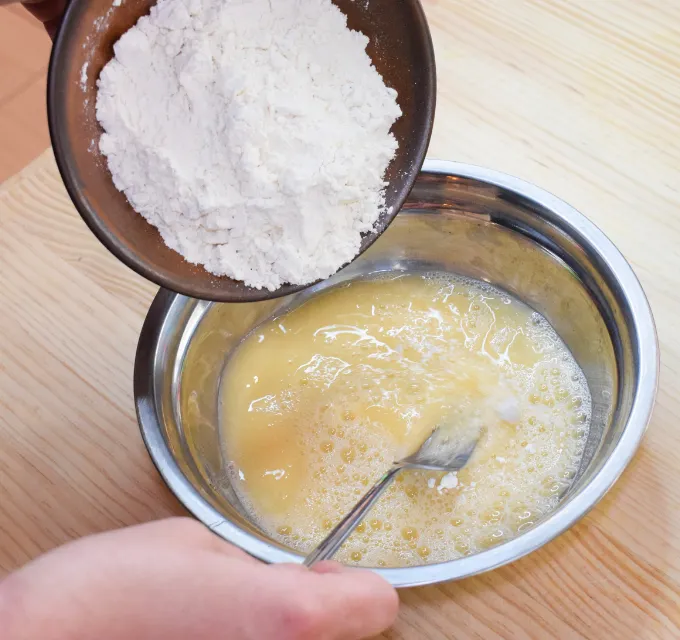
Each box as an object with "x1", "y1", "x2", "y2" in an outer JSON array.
[
  {"x1": 46, "y1": 0, "x2": 436, "y2": 303},
  {"x1": 135, "y1": 160, "x2": 659, "y2": 587}
]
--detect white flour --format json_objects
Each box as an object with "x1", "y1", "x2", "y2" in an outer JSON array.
[{"x1": 96, "y1": 0, "x2": 401, "y2": 290}]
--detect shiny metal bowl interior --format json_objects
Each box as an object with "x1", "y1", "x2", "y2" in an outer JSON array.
[{"x1": 135, "y1": 160, "x2": 658, "y2": 587}]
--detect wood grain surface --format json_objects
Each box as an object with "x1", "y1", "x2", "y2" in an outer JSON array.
[{"x1": 1, "y1": 1, "x2": 679, "y2": 637}]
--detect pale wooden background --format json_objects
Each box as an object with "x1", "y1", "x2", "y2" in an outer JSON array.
[{"x1": 1, "y1": 1, "x2": 679, "y2": 638}]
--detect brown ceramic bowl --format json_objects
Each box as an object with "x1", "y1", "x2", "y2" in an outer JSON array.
[{"x1": 47, "y1": 0, "x2": 436, "y2": 302}]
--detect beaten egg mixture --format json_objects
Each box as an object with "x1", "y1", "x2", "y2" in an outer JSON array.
[{"x1": 220, "y1": 274, "x2": 590, "y2": 567}]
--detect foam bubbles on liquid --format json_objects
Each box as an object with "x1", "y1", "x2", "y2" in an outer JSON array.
[{"x1": 221, "y1": 272, "x2": 592, "y2": 567}]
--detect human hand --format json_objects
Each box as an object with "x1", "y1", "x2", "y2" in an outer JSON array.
[
  {"x1": 0, "y1": 518, "x2": 399, "y2": 640},
  {"x1": 0, "y1": 0, "x2": 67, "y2": 38}
]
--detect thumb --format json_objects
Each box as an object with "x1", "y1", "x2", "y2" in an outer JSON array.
[
  {"x1": 277, "y1": 563, "x2": 399, "y2": 640},
  {"x1": 309, "y1": 560, "x2": 347, "y2": 575},
  {"x1": 21, "y1": 0, "x2": 68, "y2": 39}
]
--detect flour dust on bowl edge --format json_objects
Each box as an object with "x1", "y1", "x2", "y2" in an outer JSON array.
[{"x1": 134, "y1": 160, "x2": 658, "y2": 587}]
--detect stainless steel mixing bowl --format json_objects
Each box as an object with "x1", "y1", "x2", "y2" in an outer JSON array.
[{"x1": 135, "y1": 160, "x2": 658, "y2": 587}]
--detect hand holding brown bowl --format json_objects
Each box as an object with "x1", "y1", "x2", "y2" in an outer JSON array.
[
  {"x1": 0, "y1": 2, "x2": 402, "y2": 638},
  {"x1": 0, "y1": 0, "x2": 67, "y2": 37}
]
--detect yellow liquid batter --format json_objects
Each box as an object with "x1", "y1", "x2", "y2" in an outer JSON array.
[{"x1": 220, "y1": 273, "x2": 591, "y2": 567}]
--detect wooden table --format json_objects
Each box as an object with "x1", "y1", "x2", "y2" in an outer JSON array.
[{"x1": 1, "y1": 1, "x2": 678, "y2": 637}]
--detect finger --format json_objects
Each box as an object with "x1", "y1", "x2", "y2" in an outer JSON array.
[
  {"x1": 272, "y1": 562, "x2": 310, "y2": 574},
  {"x1": 22, "y1": 0, "x2": 66, "y2": 37},
  {"x1": 108, "y1": 518, "x2": 257, "y2": 562},
  {"x1": 300, "y1": 568, "x2": 399, "y2": 640},
  {"x1": 157, "y1": 518, "x2": 258, "y2": 561},
  {"x1": 273, "y1": 560, "x2": 361, "y2": 576},
  {"x1": 309, "y1": 560, "x2": 346, "y2": 575}
]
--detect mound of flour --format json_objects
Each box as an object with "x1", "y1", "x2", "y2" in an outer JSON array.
[{"x1": 96, "y1": 0, "x2": 401, "y2": 290}]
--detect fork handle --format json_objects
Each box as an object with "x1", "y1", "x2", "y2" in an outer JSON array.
[{"x1": 303, "y1": 464, "x2": 403, "y2": 567}]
